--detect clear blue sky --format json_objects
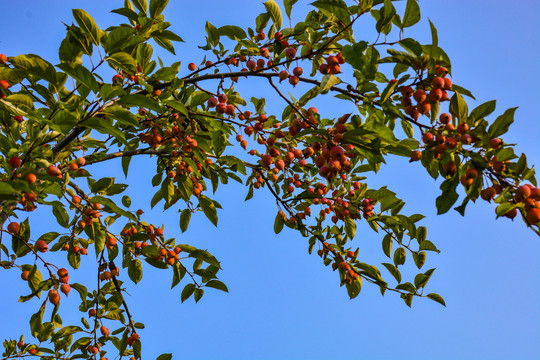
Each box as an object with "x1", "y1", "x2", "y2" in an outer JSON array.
[{"x1": 1, "y1": 1, "x2": 539, "y2": 359}]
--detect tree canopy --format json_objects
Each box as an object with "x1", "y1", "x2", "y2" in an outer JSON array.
[{"x1": 0, "y1": 0, "x2": 538, "y2": 359}]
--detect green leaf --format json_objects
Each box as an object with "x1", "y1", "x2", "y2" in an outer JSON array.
[
  {"x1": 199, "y1": 196, "x2": 218, "y2": 227},
  {"x1": 217, "y1": 25, "x2": 247, "y2": 40},
  {"x1": 255, "y1": 12, "x2": 271, "y2": 33},
  {"x1": 194, "y1": 288, "x2": 204, "y2": 303},
  {"x1": 51, "y1": 110, "x2": 78, "y2": 135},
  {"x1": 181, "y1": 283, "x2": 195, "y2": 303},
  {"x1": 401, "y1": 293, "x2": 413, "y2": 307},
  {"x1": 86, "y1": 222, "x2": 106, "y2": 256},
  {"x1": 488, "y1": 107, "x2": 517, "y2": 139},
  {"x1": 205, "y1": 280, "x2": 228, "y2": 292},
  {"x1": 451, "y1": 84, "x2": 475, "y2": 99},
  {"x1": 180, "y1": 209, "x2": 191, "y2": 233},
  {"x1": 469, "y1": 100, "x2": 496, "y2": 123},
  {"x1": 156, "y1": 354, "x2": 173, "y2": 360},
  {"x1": 344, "y1": 218, "x2": 356, "y2": 239},
  {"x1": 106, "y1": 52, "x2": 137, "y2": 75},
  {"x1": 284, "y1": 0, "x2": 299, "y2": 18},
  {"x1": 402, "y1": 0, "x2": 420, "y2": 28},
  {"x1": 412, "y1": 251, "x2": 427, "y2": 269},
  {"x1": 379, "y1": 80, "x2": 397, "y2": 103},
  {"x1": 131, "y1": 0, "x2": 148, "y2": 15},
  {"x1": 264, "y1": 0, "x2": 283, "y2": 30},
  {"x1": 111, "y1": 7, "x2": 139, "y2": 22},
  {"x1": 104, "y1": 106, "x2": 138, "y2": 128},
  {"x1": 149, "y1": 0, "x2": 169, "y2": 17},
  {"x1": 416, "y1": 226, "x2": 427, "y2": 243},
  {"x1": 117, "y1": 94, "x2": 163, "y2": 113},
  {"x1": 274, "y1": 213, "x2": 284, "y2": 234},
  {"x1": 401, "y1": 120, "x2": 413, "y2": 138},
  {"x1": 382, "y1": 233, "x2": 392, "y2": 258},
  {"x1": 9, "y1": 54, "x2": 57, "y2": 84},
  {"x1": 56, "y1": 63, "x2": 99, "y2": 93},
  {"x1": 70, "y1": 283, "x2": 87, "y2": 302},
  {"x1": 435, "y1": 177, "x2": 459, "y2": 215},
  {"x1": 419, "y1": 240, "x2": 439, "y2": 253},
  {"x1": 72, "y1": 9, "x2": 100, "y2": 45},
  {"x1": 427, "y1": 293, "x2": 446, "y2": 306},
  {"x1": 103, "y1": 27, "x2": 138, "y2": 53},
  {"x1": 312, "y1": 0, "x2": 350, "y2": 23},
  {"x1": 346, "y1": 278, "x2": 362, "y2": 299},
  {"x1": 449, "y1": 91, "x2": 468, "y2": 122},
  {"x1": 154, "y1": 36, "x2": 176, "y2": 54},
  {"x1": 393, "y1": 247, "x2": 406, "y2": 266},
  {"x1": 319, "y1": 75, "x2": 341, "y2": 94},
  {"x1": 212, "y1": 131, "x2": 226, "y2": 157},
  {"x1": 428, "y1": 19, "x2": 438, "y2": 55},
  {"x1": 189, "y1": 249, "x2": 221, "y2": 268},
  {"x1": 398, "y1": 38, "x2": 423, "y2": 56},
  {"x1": 157, "y1": 30, "x2": 184, "y2": 42},
  {"x1": 128, "y1": 259, "x2": 143, "y2": 284},
  {"x1": 84, "y1": 117, "x2": 127, "y2": 145},
  {"x1": 4, "y1": 94, "x2": 34, "y2": 111},
  {"x1": 382, "y1": 263, "x2": 401, "y2": 283},
  {"x1": 495, "y1": 202, "x2": 519, "y2": 217},
  {"x1": 0, "y1": 181, "x2": 15, "y2": 195},
  {"x1": 52, "y1": 204, "x2": 69, "y2": 227}
]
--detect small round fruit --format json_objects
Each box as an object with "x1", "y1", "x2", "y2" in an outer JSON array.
[
  {"x1": 516, "y1": 185, "x2": 531, "y2": 200},
  {"x1": 288, "y1": 75, "x2": 299, "y2": 86},
  {"x1": 7, "y1": 222, "x2": 20, "y2": 234},
  {"x1": 410, "y1": 150, "x2": 422, "y2": 162},
  {"x1": 422, "y1": 132, "x2": 434, "y2": 144},
  {"x1": 526, "y1": 208, "x2": 540, "y2": 225},
  {"x1": 285, "y1": 47, "x2": 297, "y2": 59},
  {"x1": 489, "y1": 138, "x2": 502, "y2": 150},
  {"x1": 401, "y1": 86, "x2": 413, "y2": 97},
  {"x1": 35, "y1": 240, "x2": 48, "y2": 252},
  {"x1": 100, "y1": 325, "x2": 110, "y2": 337},
  {"x1": 413, "y1": 89, "x2": 426, "y2": 102},
  {"x1": 21, "y1": 270, "x2": 29, "y2": 280},
  {"x1": 480, "y1": 187, "x2": 497, "y2": 202},
  {"x1": 47, "y1": 165, "x2": 59, "y2": 176},
  {"x1": 9, "y1": 157, "x2": 22, "y2": 168},
  {"x1": 503, "y1": 207, "x2": 518, "y2": 219},
  {"x1": 439, "y1": 113, "x2": 451, "y2": 124},
  {"x1": 48, "y1": 289, "x2": 60, "y2": 305},
  {"x1": 460, "y1": 174, "x2": 473, "y2": 187},
  {"x1": 60, "y1": 283, "x2": 71, "y2": 296}
]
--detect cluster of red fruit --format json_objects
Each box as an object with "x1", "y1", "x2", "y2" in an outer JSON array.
[
  {"x1": 0, "y1": 53, "x2": 9, "y2": 99},
  {"x1": 207, "y1": 93, "x2": 236, "y2": 116},
  {"x1": 318, "y1": 53, "x2": 346, "y2": 75},
  {"x1": 58, "y1": 240, "x2": 88, "y2": 255},
  {"x1": 402, "y1": 67, "x2": 452, "y2": 120},
  {"x1": 318, "y1": 244, "x2": 359, "y2": 284},
  {"x1": 98, "y1": 262, "x2": 120, "y2": 281},
  {"x1": 496, "y1": 185, "x2": 540, "y2": 224},
  {"x1": 74, "y1": 201, "x2": 102, "y2": 229},
  {"x1": 121, "y1": 223, "x2": 183, "y2": 265},
  {"x1": 410, "y1": 113, "x2": 473, "y2": 163},
  {"x1": 112, "y1": 64, "x2": 145, "y2": 85},
  {"x1": 45, "y1": 268, "x2": 71, "y2": 305}
]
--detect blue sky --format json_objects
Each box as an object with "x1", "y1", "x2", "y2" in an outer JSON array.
[{"x1": 1, "y1": 1, "x2": 539, "y2": 359}]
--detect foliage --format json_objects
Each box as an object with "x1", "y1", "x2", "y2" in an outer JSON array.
[{"x1": 0, "y1": 0, "x2": 538, "y2": 358}]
